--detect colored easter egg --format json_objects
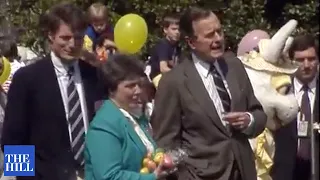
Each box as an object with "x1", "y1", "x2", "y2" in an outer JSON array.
[
  {"x1": 142, "y1": 158, "x2": 150, "y2": 167},
  {"x1": 155, "y1": 148, "x2": 164, "y2": 153},
  {"x1": 162, "y1": 154, "x2": 174, "y2": 169},
  {"x1": 147, "y1": 161, "x2": 157, "y2": 172},
  {"x1": 153, "y1": 152, "x2": 164, "y2": 165},
  {"x1": 140, "y1": 167, "x2": 149, "y2": 174}
]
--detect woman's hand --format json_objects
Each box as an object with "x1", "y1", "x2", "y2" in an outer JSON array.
[{"x1": 153, "y1": 162, "x2": 177, "y2": 179}]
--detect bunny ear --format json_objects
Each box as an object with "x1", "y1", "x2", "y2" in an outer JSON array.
[
  {"x1": 283, "y1": 36, "x2": 294, "y2": 55},
  {"x1": 261, "y1": 20, "x2": 298, "y2": 64}
]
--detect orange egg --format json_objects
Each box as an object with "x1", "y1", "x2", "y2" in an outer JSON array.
[
  {"x1": 142, "y1": 158, "x2": 150, "y2": 167},
  {"x1": 147, "y1": 160, "x2": 157, "y2": 172}
]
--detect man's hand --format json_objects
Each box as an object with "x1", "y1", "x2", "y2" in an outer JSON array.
[{"x1": 223, "y1": 112, "x2": 251, "y2": 130}]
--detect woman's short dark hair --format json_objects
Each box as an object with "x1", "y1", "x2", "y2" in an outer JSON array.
[
  {"x1": 179, "y1": 7, "x2": 212, "y2": 38},
  {"x1": 39, "y1": 2, "x2": 88, "y2": 37},
  {"x1": 289, "y1": 34, "x2": 319, "y2": 59},
  {"x1": 0, "y1": 39, "x2": 18, "y2": 60},
  {"x1": 99, "y1": 54, "x2": 146, "y2": 93}
]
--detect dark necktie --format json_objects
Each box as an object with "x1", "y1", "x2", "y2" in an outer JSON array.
[
  {"x1": 297, "y1": 85, "x2": 311, "y2": 160},
  {"x1": 67, "y1": 66, "x2": 85, "y2": 166},
  {"x1": 210, "y1": 64, "x2": 231, "y2": 112}
]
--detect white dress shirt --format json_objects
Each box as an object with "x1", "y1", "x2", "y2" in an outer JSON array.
[
  {"x1": 51, "y1": 52, "x2": 89, "y2": 143},
  {"x1": 294, "y1": 77, "x2": 317, "y2": 116},
  {"x1": 294, "y1": 77, "x2": 317, "y2": 148},
  {"x1": 192, "y1": 54, "x2": 254, "y2": 131}
]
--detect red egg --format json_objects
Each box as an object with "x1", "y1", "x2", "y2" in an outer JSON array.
[{"x1": 162, "y1": 154, "x2": 174, "y2": 169}]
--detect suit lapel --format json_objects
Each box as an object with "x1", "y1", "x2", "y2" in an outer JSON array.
[
  {"x1": 183, "y1": 57, "x2": 230, "y2": 136},
  {"x1": 41, "y1": 56, "x2": 69, "y2": 126},
  {"x1": 124, "y1": 118, "x2": 148, "y2": 155},
  {"x1": 106, "y1": 100, "x2": 147, "y2": 155},
  {"x1": 313, "y1": 78, "x2": 319, "y2": 122},
  {"x1": 78, "y1": 61, "x2": 96, "y2": 121}
]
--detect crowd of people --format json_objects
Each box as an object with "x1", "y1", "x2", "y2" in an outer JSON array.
[{"x1": 0, "y1": 2, "x2": 318, "y2": 180}]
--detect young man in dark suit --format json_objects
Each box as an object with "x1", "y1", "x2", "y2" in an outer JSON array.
[
  {"x1": 151, "y1": 7, "x2": 267, "y2": 180},
  {"x1": 1, "y1": 3, "x2": 104, "y2": 180},
  {"x1": 272, "y1": 34, "x2": 319, "y2": 180}
]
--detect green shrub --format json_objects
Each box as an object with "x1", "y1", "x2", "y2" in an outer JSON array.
[{"x1": 2, "y1": 0, "x2": 318, "y2": 58}]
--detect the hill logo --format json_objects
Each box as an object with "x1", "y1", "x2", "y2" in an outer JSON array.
[{"x1": 4, "y1": 145, "x2": 35, "y2": 176}]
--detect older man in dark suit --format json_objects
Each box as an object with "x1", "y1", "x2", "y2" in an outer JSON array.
[
  {"x1": 1, "y1": 3, "x2": 104, "y2": 180},
  {"x1": 151, "y1": 7, "x2": 267, "y2": 180}
]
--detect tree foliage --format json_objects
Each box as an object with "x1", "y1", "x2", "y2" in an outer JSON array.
[{"x1": 1, "y1": 0, "x2": 318, "y2": 57}]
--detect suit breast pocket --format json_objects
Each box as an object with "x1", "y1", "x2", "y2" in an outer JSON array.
[
  {"x1": 180, "y1": 91, "x2": 205, "y2": 115},
  {"x1": 232, "y1": 87, "x2": 248, "y2": 111}
]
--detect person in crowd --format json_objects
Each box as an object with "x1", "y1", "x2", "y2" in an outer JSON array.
[
  {"x1": 0, "y1": 57, "x2": 7, "y2": 133},
  {"x1": 1, "y1": 40, "x2": 25, "y2": 93},
  {"x1": 94, "y1": 34, "x2": 116, "y2": 62},
  {"x1": 17, "y1": 46, "x2": 37, "y2": 64},
  {"x1": 0, "y1": 56, "x2": 15, "y2": 180},
  {"x1": 149, "y1": 14, "x2": 181, "y2": 83},
  {"x1": 85, "y1": 54, "x2": 172, "y2": 180},
  {"x1": 272, "y1": 34, "x2": 319, "y2": 180},
  {"x1": 140, "y1": 77, "x2": 156, "y2": 119},
  {"x1": 1, "y1": 3, "x2": 104, "y2": 180},
  {"x1": 151, "y1": 7, "x2": 267, "y2": 180},
  {"x1": 83, "y1": 2, "x2": 115, "y2": 53},
  {"x1": 0, "y1": 55, "x2": 6, "y2": 178}
]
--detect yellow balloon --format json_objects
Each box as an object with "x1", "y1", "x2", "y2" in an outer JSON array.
[
  {"x1": 114, "y1": 14, "x2": 148, "y2": 54},
  {"x1": 0, "y1": 57, "x2": 11, "y2": 85}
]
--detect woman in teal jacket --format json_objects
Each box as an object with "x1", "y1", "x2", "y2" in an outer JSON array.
[{"x1": 85, "y1": 54, "x2": 169, "y2": 180}]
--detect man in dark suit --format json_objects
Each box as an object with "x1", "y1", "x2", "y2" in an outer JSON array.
[
  {"x1": 151, "y1": 7, "x2": 267, "y2": 180},
  {"x1": 1, "y1": 3, "x2": 104, "y2": 180},
  {"x1": 272, "y1": 34, "x2": 319, "y2": 180}
]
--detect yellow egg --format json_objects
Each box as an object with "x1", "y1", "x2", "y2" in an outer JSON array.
[
  {"x1": 153, "y1": 152, "x2": 164, "y2": 165},
  {"x1": 140, "y1": 167, "x2": 149, "y2": 174}
]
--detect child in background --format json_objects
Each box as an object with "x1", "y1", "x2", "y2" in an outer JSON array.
[
  {"x1": 0, "y1": 45, "x2": 16, "y2": 180},
  {"x1": 140, "y1": 77, "x2": 156, "y2": 119},
  {"x1": 1, "y1": 40, "x2": 25, "y2": 93},
  {"x1": 149, "y1": 14, "x2": 181, "y2": 81},
  {"x1": 83, "y1": 2, "x2": 115, "y2": 53}
]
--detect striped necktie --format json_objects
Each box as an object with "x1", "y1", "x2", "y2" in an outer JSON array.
[
  {"x1": 67, "y1": 66, "x2": 85, "y2": 166},
  {"x1": 210, "y1": 64, "x2": 231, "y2": 112}
]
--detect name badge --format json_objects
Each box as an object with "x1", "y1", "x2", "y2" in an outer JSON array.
[{"x1": 298, "y1": 121, "x2": 309, "y2": 137}]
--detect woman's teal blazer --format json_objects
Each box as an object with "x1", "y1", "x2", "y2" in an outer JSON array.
[{"x1": 85, "y1": 100, "x2": 157, "y2": 180}]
